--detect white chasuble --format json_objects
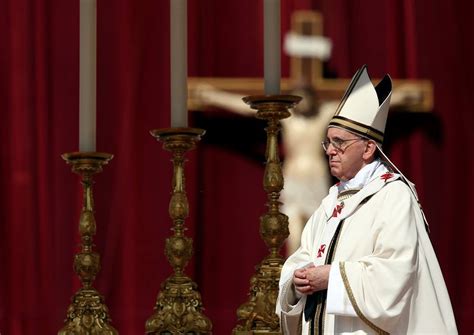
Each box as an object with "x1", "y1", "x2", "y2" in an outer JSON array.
[{"x1": 276, "y1": 166, "x2": 457, "y2": 334}]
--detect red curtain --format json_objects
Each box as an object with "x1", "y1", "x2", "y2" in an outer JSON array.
[{"x1": 1, "y1": 0, "x2": 473, "y2": 334}]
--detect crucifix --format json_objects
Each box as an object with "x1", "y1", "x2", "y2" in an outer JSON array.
[
  {"x1": 188, "y1": 10, "x2": 434, "y2": 255},
  {"x1": 188, "y1": 10, "x2": 433, "y2": 112}
]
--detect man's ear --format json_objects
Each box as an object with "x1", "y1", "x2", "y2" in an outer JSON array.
[{"x1": 363, "y1": 140, "x2": 377, "y2": 160}]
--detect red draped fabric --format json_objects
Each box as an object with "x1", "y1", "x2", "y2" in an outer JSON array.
[{"x1": 1, "y1": 0, "x2": 473, "y2": 333}]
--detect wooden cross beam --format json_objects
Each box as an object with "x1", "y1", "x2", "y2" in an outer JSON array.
[{"x1": 188, "y1": 10, "x2": 433, "y2": 112}]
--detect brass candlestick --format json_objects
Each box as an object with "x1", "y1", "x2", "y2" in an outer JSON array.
[
  {"x1": 59, "y1": 152, "x2": 118, "y2": 335},
  {"x1": 145, "y1": 128, "x2": 212, "y2": 335},
  {"x1": 233, "y1": 95, "x2": 301, "y2": 334}
]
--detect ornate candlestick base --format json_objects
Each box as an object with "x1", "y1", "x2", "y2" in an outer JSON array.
[
  {"x1": 233, "y1": 95, "x2": 301, "y2": 335},
  {"x1": 59, "y1": 152, "x2": 118, "y2": 335},
  {"x1": 145, "y1": 128, "x2": 212, "y2": 335}
]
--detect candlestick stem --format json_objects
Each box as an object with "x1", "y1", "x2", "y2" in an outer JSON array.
[
  {"x1": 145, "y1": 128, "x2": 212, "y2": 334},
  {"x1": 233, "y1": 95, "x2": 301, "y2": 334},
  {"x1": 58, "y1": 152, "x2": 117, "y2": 335}
]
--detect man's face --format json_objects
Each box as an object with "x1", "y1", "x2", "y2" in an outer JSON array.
[{"x1": 324, "y1": 127, "x2": 368, "y2": 181}]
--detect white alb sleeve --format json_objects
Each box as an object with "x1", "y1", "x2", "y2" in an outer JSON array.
[{"x1": 326, "y1": 262, "x2": 357, "y2": 316}]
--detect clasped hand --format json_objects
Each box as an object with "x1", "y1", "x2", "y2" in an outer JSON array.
[{"x1": 293, "y1": 264, "x2": 331, "y2": 295}]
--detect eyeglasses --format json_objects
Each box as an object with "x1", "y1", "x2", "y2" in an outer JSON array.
[{"x1": 321, "y1": 137, "x2": 364, "y2": 152}]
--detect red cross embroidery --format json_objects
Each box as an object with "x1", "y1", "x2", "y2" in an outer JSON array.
[
  {"x1": 317, "y1": 244, "x2": 326, "y2": 258},
  {"x1": 332, "y1": 204, "x2": 343, "y2": 218},
  {"x1": 381, "y1": 172, "x2": 394, "y2": 182}
]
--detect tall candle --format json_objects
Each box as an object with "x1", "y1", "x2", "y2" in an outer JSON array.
[
  {"x1": 170, "y1": 0, "x2": 188, "y2": 127},
  {"x1": 79, "y1": 0, "x2": 97, "y2": 151},
  {"x1": 264, "y1": 0, "x2": 281, "y2": 95}
]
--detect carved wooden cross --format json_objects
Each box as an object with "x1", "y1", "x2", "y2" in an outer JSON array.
[{"x1": 188, "y1": 10, "x2": 433, "y2": 112}]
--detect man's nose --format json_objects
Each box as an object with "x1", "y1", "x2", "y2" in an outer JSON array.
[{"x1": 325, "y1": 143, "x2": 337, "y2": 156}]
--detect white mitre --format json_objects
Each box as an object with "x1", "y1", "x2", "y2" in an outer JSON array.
[
  {"x1": 328, "y1": 65, "x2": 427, "y2": 222},
  {"x1": 328, "y1": 65, "x2": 392, "y2": 144}
]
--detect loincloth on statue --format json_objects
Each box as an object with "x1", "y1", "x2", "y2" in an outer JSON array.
[{"x1": 281, "y1": 176, "x2": 329, "y2": 218}]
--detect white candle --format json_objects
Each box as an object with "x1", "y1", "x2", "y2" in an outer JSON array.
[
  {"x1": 170, "y1": 0, "x2": 188, "y2": 127},
  {"x1": 79, "y1": 0, "x2": 97, "y2": 151},
  {"x1": 264, "y1": 0, "x2": 281, "y2": 95}
]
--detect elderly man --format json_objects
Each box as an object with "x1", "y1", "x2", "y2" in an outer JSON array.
[{"x1": 276, "y1": 65, "x2": 457, "y2": 334}]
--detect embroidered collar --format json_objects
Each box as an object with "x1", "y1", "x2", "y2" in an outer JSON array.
[
  {"x1": 337, "y1": 188, "x2": 361, "y2": 201},
  {"x1": 323, "y1": 160, "x2": 396, "y2": 219}
]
